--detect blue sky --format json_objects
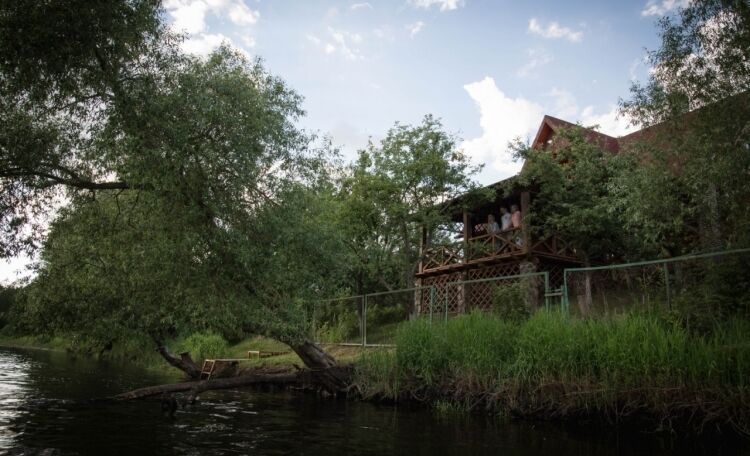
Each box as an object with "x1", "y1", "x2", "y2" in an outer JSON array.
[
  {"x1": 163, "y1": 0, "x2": 684, "y2": 183},
  {"x1": 1, "y1": 0, "x2": 687, "y2": 283}
]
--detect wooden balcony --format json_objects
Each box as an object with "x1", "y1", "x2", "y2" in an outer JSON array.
[{"x1": 418, "y1": 228, "x2": 578, "y2": 275}]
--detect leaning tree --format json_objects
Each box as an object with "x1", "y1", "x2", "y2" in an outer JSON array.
[{"x1": 0, "y1": 0, "x2": 348, "y2": 388}]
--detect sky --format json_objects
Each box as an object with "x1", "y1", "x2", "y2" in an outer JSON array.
[{"x1": 0, "y1": 0, "x2": 688, "y2": 284}]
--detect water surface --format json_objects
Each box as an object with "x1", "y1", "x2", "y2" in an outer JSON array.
[{"x1": 0, "y1": 347, "x2": 747, "y2": 455}]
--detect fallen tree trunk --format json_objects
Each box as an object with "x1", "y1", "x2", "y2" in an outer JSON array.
[
  {"x1": 156, "y1": 345, "x2": 202, "y2": 380},
  {"x1": 114, "y1": 366, "x2": 354, "y2": 401},
  {"x1": 114, "y1": 371, "x2": 303, "y2": 400},
  {"x1": 290, "y1": 340, "x2": 350, "y2": 392}
]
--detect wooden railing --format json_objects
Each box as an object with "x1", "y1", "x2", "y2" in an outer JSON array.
[
  {"x1": 420, "y1": 228, "x2": 579, "y2": 273},
  {"x1": 466, "y1": 228, "x2": 525, "y2": 260},
  {"x1": 421, "y1": 242, "x2": 463, "y2": 271}
]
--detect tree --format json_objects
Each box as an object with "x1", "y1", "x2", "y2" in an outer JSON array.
[
  {"x1": 513, "y1": 128, "x2": 634, "y2": 314},
  {"x1": 0, "y1": 1, "x2": 347, "y2": 386},
  {"x1": 335, "y1": 116, "x2": 485, "y2": 299},
  {"x1": 620, "y1": 0, "x2": 750, "y2": 252}
]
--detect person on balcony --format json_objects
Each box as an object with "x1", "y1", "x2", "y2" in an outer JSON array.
[
  {"x1": 500, "y1": 206, "x2": 512, "y2": 231},
  {"x1": 510, "y1": 204, "x2": 523, "y2": 246},
  {"x1": 510, "y1": 204, "x2": 522, "y2": 229},
  {"x1": 486, "y1": 214, "x2": 500, "y2": 235}
]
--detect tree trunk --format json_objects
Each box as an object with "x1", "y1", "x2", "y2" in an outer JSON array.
[
  {"x1": 115, "y1": 371, "x2": 302, "y2": 400},
  {"x1": 290, "y1": 340, "x2": 351, "y2": 393},
  {"x1": 156, "y1": 345, "x2": 201, "y2": 380}
]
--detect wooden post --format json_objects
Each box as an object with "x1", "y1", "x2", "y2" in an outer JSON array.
[
  {"x1": 520, "y1": 191, "x2": 530, "y2": 254},
  {"x1": 419, "y1": 225, "x2": 427, "y2": 273}
]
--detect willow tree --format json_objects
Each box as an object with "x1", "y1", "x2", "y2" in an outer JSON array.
[{"x1": 0, "y1": 0, "x2": 347, "y2": 385}]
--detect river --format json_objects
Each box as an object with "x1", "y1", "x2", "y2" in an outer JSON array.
[{"x1": 0, "y1": 346, "x2": 747, "y2": 455}]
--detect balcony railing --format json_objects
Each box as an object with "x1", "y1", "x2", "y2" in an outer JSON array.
[
  {"x1": 420, "y1": 229, "x2": 577, "y2": 273},
  {"x1": 422, "y1": 242, "x2": 463, "y2": 270},
  {"x1": 465, "y1": 228, "x2": 524, "y2": 260}
]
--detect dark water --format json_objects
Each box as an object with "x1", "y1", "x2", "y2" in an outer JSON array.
[{"x1": 0, "y1": 347, "x2": 748, "y2": 455}]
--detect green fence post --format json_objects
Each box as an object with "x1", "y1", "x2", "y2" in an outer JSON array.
[
  {"x1": 362, "y1": 295, "x2": 367, "y2": 347},
  {"x1": 444, "y1": 284, "x2": 449, "y2": 323},
  {"x1": 663, "y1": 263, "x2": 671, "y2": 311},
  {"x1": 562, "y1": 270, "x2": 569, "y2": 315},
  {"x1": 429, "y1": 285, "x2": 435, "y2": 325}
]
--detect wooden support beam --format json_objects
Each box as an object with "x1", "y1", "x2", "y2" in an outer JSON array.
[
  {"x1": 462, "y1": 209, "x2": 470, "y2": 264},
  {"x1": 521, "y1": 191, "x2": 531, "y2": 255}
]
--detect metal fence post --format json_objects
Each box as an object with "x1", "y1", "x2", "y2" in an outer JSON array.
[
  {"x1": 444, "y1": 284, "x2": 449, "y2": 323},
  {"x1": 543, "y1": 272, "x2": 550, "y2": 310},
  {"x1": 362, "y1": 295, "x2": 367, "y2": 347},
  {"x1": 562, "y1": 270, "x2": 570, "y2": 315},
  {"x1": 663, "y1": 263, "x2": 671, "y2": 311},
  {"x1": 429, "y1": 285, "x2": 435, "y2": 325}
]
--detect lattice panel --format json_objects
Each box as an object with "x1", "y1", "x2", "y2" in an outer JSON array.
[
  {"x1": 465, "y1": 263, "x2": 521, "y2": 311},
  {"x1": 420, "y1": 272, "x2": 464, "y2": 315}
]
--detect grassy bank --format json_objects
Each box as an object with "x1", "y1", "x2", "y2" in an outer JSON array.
[
  {"x1": 0, "y1": 331, "x2": 370, "y2": 377},
  {"x1": 353, "y1": 310, "x2": 750, "y2": 435}
]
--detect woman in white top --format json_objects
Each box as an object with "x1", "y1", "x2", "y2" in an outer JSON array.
[{"x1": 499, "y1": 207, "x2": 512, "y2": 231}]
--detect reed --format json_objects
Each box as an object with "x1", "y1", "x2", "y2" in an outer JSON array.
[{"x1": 354, "y1": 310, "x2": 750, "y2": 434}]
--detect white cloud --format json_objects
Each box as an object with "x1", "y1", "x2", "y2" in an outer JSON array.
[
  {"x1": 516, "y1": 48, "x2": 553, "y2": 78},
  {"x1": 581, "y1": 106, "x2": 634, "y2": 137},
  {"x1": 407, "y1": 21, "x2": 425, "y2": 38},
  {"x1": 308, "y1": 27, "x2": 364, "y2": 60},
  {"x1": 165, "y1": 0, "x2": 210, "y2": 33},
  {"x1": 641, "y1": 0, "x2": 690, "y2": 17},
  {"x1": 180, "y1": 33, "x2": 231, "y2": 56},
  {"x1": 164, "y1": 0, "x2": 260, "y2": 34},
  {"x1": 462, "y1": 78, "x2": 634, "y2": 184},
  {"x1": 408, "y1": 0, "x2": 464, "y2": 12},
  {"x1": 351, "y1": 2, "x2": 373, "y2": 10},
  {"x1": 462, "y1": 77, "x2": 545, "y2": 181},
  {"x1": 226, "y1": 1, "x2": 260, "y2": 25},
  {"x1": 528, "y1": 18, "x2": 583, "y2": 43},
  {"x1": 240, "y1": 34, "x2": 256, "y2": 48}
]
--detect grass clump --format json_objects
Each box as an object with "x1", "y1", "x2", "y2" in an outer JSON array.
[{"x1": 354, "y1": 309, "x2": 750, "y2": 434}]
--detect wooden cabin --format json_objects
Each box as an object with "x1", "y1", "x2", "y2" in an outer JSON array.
[
  {"x1": 413, "y1": 115, "x2": 629, "y2": 315},
  {"x1": 413, "y1": 94, "x2": 748, "y2": 316}
]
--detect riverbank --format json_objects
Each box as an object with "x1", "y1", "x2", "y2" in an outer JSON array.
[
  {"x1": 4, "y1": 311, "x2": 749, "y2": 437},
  {"x1": 352, "y1": 311, "x2": 750, "y2": 436},
  {"x1": 0, "y1": 332, "x2": 372, "y2": 378}
]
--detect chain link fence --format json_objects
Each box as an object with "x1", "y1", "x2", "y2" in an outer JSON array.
[
  {"x1": 311, "y1": 249, "x2": 750, "y2": 346},
  {"x1": 562, "y1": 248, "x2": 750, "y2": 318}
]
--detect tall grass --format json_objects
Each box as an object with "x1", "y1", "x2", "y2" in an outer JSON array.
[{"x1": 354, "y1": 310, "x2": 750, "y2": 432}]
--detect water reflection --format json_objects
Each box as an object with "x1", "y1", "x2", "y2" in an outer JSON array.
[{"x1": 0, "y1": 347, "x2": 747, "y2": 455}]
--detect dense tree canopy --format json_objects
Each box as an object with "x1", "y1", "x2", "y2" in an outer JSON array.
[{"x1": 335, "y1": 116, "x2": 485, "y2": 295}]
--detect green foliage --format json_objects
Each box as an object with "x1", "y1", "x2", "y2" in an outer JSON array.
[
  {"x1": 364, "y1": 310, "x2": 750, "y2": 394},
  {"x1": 0, "y1": 1, "x2": 346, "y2": 355},
  {"x1": 491, "y1": 282, "x2": 530, "y2": 322},
  {"x1": 334, "y1": 115, "x2": 488, "y2": 292},
  {"x1": 620, "y1": 0, "x2": 750, "y2": 253},
  {"x1": 0, "y1": 285, "x2": 18, "y2": 328},
  {"x1": 513, "y1": 128, "x2": 635, "y2": 263},
  {"x1": 177, "y1": 332, "x2": 230, "y2": 363}
]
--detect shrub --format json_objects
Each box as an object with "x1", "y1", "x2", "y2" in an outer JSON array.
[
  {"x1": 491, "y1": 282, "x2": 530, "y2": 322},
  {"x1": 178, "y1": 332, "x2": 229, "y2": 363}
]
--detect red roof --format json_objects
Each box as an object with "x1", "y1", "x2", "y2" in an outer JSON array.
[{"x1": 531, "y1": 115, "x2": 621, "y2": 154}]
